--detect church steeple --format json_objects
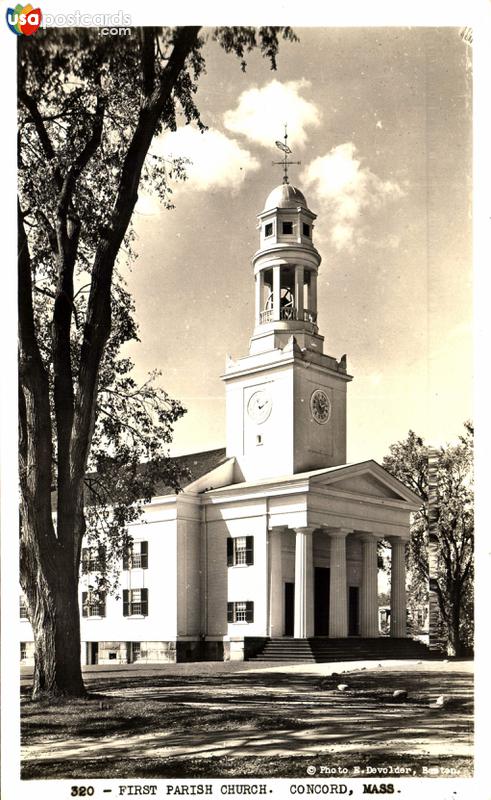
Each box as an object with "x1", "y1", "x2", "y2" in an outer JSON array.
[
  {"x1": 250, "y1": 181, "x2": 324, "y2": 356},
  {"x1": 223, "y1": 162, "x2": 352, "y2": 482}
]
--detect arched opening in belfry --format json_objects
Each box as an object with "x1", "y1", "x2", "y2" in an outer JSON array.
[{"x1": 257, "y1": 266, "x2": 317, "y2": 325}]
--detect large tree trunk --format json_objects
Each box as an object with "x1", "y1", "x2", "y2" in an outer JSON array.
[
  {"x1": 446, "y1": 597, "x2": 463, "y2": 658},
  {"x1": 17, "y1": 27, "x2": 202, "y2": 700},
  {"x1": 20, "y1": 510, "x2": 86, "y2": 699}
]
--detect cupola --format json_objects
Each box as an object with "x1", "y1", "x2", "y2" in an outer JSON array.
[{"x1": 250, "y1": 181, "x2": 323, "y2": 356}]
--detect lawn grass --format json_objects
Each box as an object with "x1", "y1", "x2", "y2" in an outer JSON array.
[
  {"x1": 22, "y1": 753, "x2": 473, "y2": 780},
  {"x1": 21, "y1": 663, "x2": 474, "y2": 781}
]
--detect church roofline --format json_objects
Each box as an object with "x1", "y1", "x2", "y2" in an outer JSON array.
[{"x1": 203, "y1": 458, "x2": 423, "y2": 509}]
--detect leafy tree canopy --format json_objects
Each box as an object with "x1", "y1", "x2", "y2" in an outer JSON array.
[
  {"x1": 383, "y1": 423, "x2": 474, "y2": 654},
  {"x1": 18, "y1": 26, "x2": 297, "y2": 696}
]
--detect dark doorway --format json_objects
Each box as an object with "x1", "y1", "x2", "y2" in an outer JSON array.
[
  {"x1": 87, "y1": 642, "x2": 98, "y2": 665},
  {"x1": 314, "y1": 567, "x2": 330, "y2": 636},
  {"x1": 284, "y1": 582, "x2": 294, "y2": 636},
  {"x1": 348, "y1": 586, "x2": 360, "y2": 635}
]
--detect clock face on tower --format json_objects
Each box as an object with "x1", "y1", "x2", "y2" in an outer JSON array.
[
  {"x1": 247, "y1": 389, "x2": 272, "y2": 424},
  {"x1": 310, "y1": 388, "x2": 331, "y2": 424}
]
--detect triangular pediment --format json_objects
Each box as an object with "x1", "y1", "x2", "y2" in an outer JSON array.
[
  {"x1": 309, "y1": 461, "x2": 422, "y2": 506},
  {"x1": 330, "y1": 473, "x2": 402, "y2": 499}
]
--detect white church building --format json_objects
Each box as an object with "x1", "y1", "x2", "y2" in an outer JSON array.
[{"x1": 20, "y1": 178, "x2": 425, "y2": 666}]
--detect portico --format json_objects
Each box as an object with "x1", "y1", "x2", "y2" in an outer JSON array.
[
  {"x1": 205, "y1": 458, "x2": 420, "y2": 648},
  {"x1": 269, "y1": 525, "x2": 407, "y2": 640}
]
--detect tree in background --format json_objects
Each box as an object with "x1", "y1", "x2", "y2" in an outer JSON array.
[
  {"x1": 382, "y1": 423, "x2": 474, "y2": 656},
  {"x1": 18, "y1": 26, "x2": 297, "y2": 698}
]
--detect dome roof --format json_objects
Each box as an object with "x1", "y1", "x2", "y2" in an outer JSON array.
[{"x1": 263, "y1": 183, "x2": 308, "y2": 211}]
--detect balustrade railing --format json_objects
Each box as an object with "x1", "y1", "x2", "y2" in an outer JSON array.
[{"x1": 259, "y1": 307, "x2": 317, "y2": 324}]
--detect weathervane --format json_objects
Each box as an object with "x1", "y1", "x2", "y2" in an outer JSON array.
[{"x1": 272, "y1": 124, "x2": 301, "y2": 184}]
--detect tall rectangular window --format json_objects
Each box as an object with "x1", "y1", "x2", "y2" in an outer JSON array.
[
  {"x1": 19, "y1": 596, "x2": 28, "y2": 619},
  {"x1": 123, "y1": 540, "x2": 148, "y2": 570},
  {"x1": 82, "y1": 591, "x2": 106, "y2": 618},
  {"x1": 82, "y1": 545, "x2": 106, "y2": 574},
  {"x1": 123, "y1": 588, "x2": 149, "y2": 617},
  {"x1": 303, "y1": 222, "x2": 310, "y2": 237},
  {"x1": 264, "y1": 222, "x2": 273, "y2": 237},
  {"x1": 227, "y1": 536, "x2": 254, "y2": 566},
  {"x1": 227, "y1": 601, "x2": 254, "y2": 623}
]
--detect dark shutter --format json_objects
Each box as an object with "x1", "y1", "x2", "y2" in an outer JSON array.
[
  {"x1": 227, "y1": 538, "x2": 234, "y2": 566},
  {"x1": 245, "y1": 536, "x2": 254, "y2": 565},
  {"x1": 82, "y1": 592, "x2": 88, "y2": 617},
  {"x1": 123, "y1": 547, "x2": 129, "y2": 571},
  {"x1": 246, "y1": 601, "x2": 254, "y2": 623},
  {"x1": 98, "y1": 545, "x2": 107, "y2": 570},
  {"x1": 123, "y1": 589, "x2": 129, "y2": 616},
  {"x1": 141, "y1": 588, "x2": 148, "y2": 616},
  {"x1": 227, "y1": 602, "x2": 234, "y2": 623},
  {"x1": 82, "y1": 549, "x2": 89, "y2": 574},
  {"x1": 100, "y1": 593, "x2": 106, "y2": 618},
  {"x1": 140, "y1": 541, "x2": 148, "y2": 569}
]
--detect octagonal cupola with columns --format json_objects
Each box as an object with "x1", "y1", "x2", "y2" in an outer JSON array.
[
  {"x1": 223, "y1": 175, "x2": 353, "y2": 483},
  {"x1": 251, "y1": 182, "x2": 323, "y2": 356}
]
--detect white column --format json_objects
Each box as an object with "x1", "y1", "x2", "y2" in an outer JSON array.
[
  {"x1": 359, "y1": 533, "x2": 379, "y2": 637},
  {"x1": 255, "y1": 271, "x2": 264, "y2": 325},
  {"x1": 272, "y1": 265, "x2": 281, "y2": 321},
  {"x1": 328, "y1": 528, "x2": 350, "y2": 638},
  {"x1": 309, "y1": 271, "x2": 317, "y2": 316},
  {"x1": 269, "y1": 528, "x2": 283, "y2": 637},
  {"x1": 389, "y1": 536, "x2": 407, "y2": 638},
  {"x1": 294, "y1": 265, "x2": 304, "y2": 320},
  {"x1": 294, "y1": 527, "x2": 314, "y2": 638}
]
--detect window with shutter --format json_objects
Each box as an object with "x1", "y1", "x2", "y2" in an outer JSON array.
[
  {"x1": 124, "y1": 541, "x2": 149, "y2": 570},
  {"x1": 227, "y1": 601, "x2": 254, "y2": 623},
  {"x1": 19, "y1": 596, "x2": 28, "y2": 619},
  {"x1": 228, "y1": 536, "x2": 254, "y2": 566},
  {"x1": 82, "y1": 546, "x2": 105, "y2": 573},
  {"x1": 82, "y1": 590, "x2": 106, "y2": 617},
  {"x1": 124, "y1": 588, "x2": 149, "y2": 616}
]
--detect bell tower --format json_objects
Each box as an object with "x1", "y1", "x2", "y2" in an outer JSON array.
[
  {"x1": 250, "y1": 181, "x2": 325, "y2": 357},
  {"x1": 223, "y1": 138, "x2": 353, "y2": 482}
]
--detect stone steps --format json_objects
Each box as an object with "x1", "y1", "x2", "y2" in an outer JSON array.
[{"x1": 248, "y1": 637, "x2": 432, "y2": 663}]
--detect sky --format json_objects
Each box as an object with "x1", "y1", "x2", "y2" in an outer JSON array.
[{"x1": 122, "y1": 27, "x2": 472, "y2": 463}]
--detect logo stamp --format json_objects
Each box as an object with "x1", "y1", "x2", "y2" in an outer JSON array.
[{"x1": 6, "y1": 4, "x2": 42, "y2": 35}]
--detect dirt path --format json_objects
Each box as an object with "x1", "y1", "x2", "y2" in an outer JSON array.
[{"x1": 22, "y1": 660, "x2": 473, "y2": 765}]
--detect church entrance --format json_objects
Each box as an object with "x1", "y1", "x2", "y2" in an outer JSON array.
[
  {"x1": 284, "y1": 582, "x2": 294, "y2": 636},
  {"x1": 348, "y1": 586, "x2": 360, "y2": 635},
  {"x1": 86, "y1": 642, "x2": 98, "y2": 665},
  {"x1": 314, "y1": 567, "x2": 330, "y2": 636}
]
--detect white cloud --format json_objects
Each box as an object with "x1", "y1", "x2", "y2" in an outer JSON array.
[
  {"x1": 152, "y1": 126, "x2": 260, "y2": 192},
  {"x1": 224, "y1": 79, "x2": 320, "y2": 149},
  {"x1": 302, "y1": 142, "x2": 404, "y2": 251}
]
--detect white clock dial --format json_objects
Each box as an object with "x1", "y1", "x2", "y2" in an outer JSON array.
[
  {"x1": 247, "y1": 389, "x2": 272, "y2": 424},
  {"x1": 310, "y1": 389, "x2": 331, "y2": 424}
]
